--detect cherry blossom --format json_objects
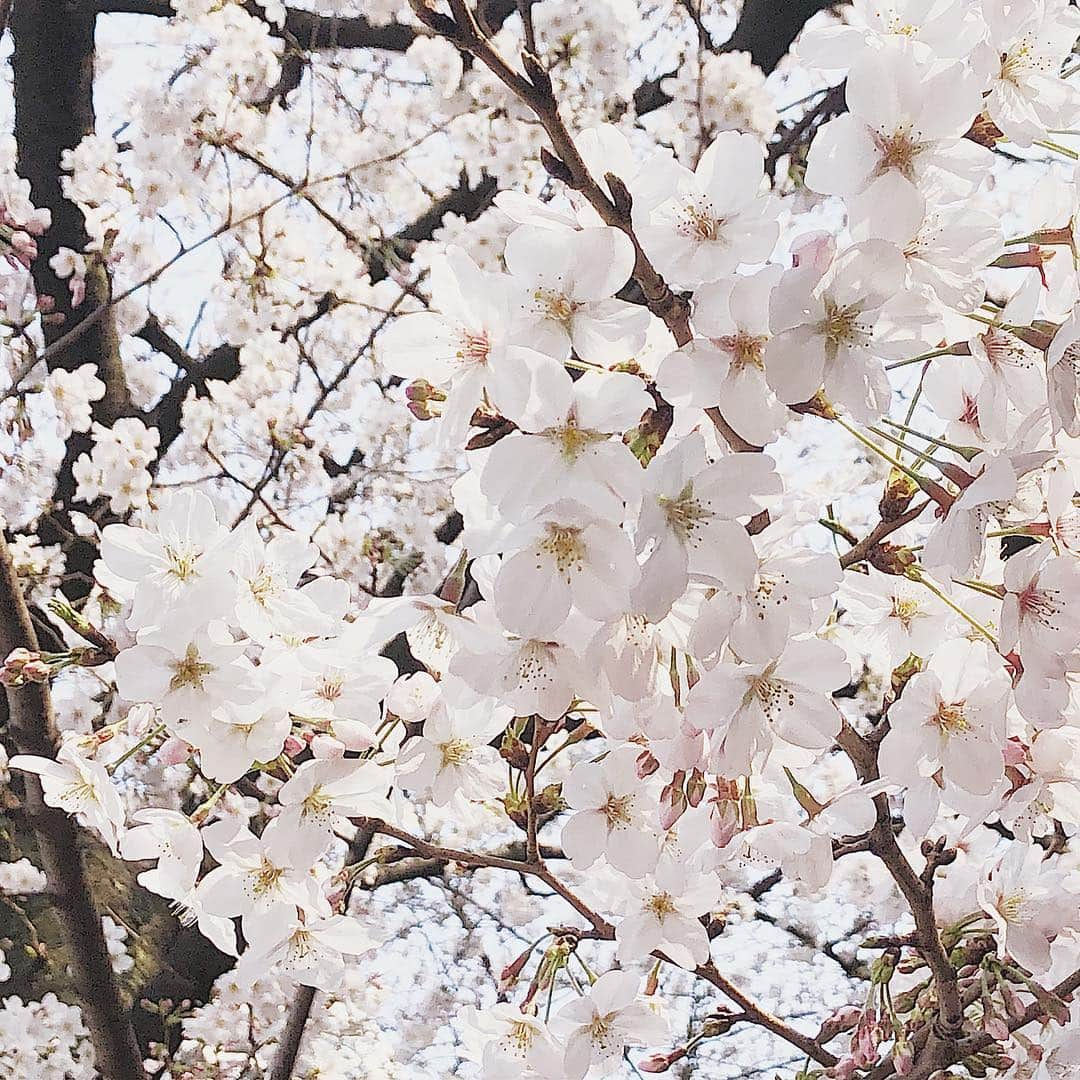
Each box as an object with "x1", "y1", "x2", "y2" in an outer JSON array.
[{"x1": 554, "y1": 970, "x2": 668, "y2": 1079}]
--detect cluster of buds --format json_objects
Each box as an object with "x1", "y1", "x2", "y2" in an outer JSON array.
[
  {"x1": 0, "y1": 199, "x2": 50, "y2": 270},
  {"x1": 0, "y1": 647, "x2": 50, "y2": 687},
  {"x1": 658, "y1": 767, "x2": 706, "y2": 829}
]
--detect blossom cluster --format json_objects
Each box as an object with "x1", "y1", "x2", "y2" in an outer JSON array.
[{"x1": 5, "y1": 0, "x2": 1080, "y2": 1077}]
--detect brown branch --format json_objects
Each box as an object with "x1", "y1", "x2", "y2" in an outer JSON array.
[
  {"x1": 525, "y1": 720, "x2": 542, "y2": 865},
  {"x1": 838, "y1": 499, "x2": 931, "y2": 569},
  {"x1": 0, "y1": 537, "x2": 144, "y2": 1080},
  {"x1": 836, "y1": 723, "x2": 966, "y2": 1060},
  {"x1": 93, "y1": 0, "x2": 518, "y2": 52},
  {"x1": 361, "y1": 818, "x2": 837, "y2": 1066}
]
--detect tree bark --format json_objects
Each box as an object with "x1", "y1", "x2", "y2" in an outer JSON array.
[
  {"x1": 0, "y1": 537, "x2": 145, "y2": 1080},
  {"x1": 12, "y1": 0, "x2": 129, "y2": 422}
]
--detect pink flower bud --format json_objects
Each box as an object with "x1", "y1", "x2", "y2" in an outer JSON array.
[
  {"x1": 637, "y1": 1048, "x2": 686, "y2": 1073},
  {"x1": 893, "y1": 1044, "x2": 914, "y2": 1075},
  {"x1": 636, "y1": 749, "x2": 659, "y2": 779},
  {"x1": 24, "y1": 208, "x2": 50, "y2": 234},
  {"x1": 126, "y1": 703, "x2": 156, "y2": 737},
  {"x1": 659, "y1": 782, "x2": 687, "y2": 829},
  {"x1": 790, "y1": 230, "x2": 835, "y2": 272},
  {"x1": 331, "y1": 720, "x2": 377, "y2": 751},
  {"x1": 708, "y1": 799, "x2": 739, "y2": 848},
  {"x1": 22, "y1": 659, "x2": 51, "y2": 682},
  {"x1": 498, "y1": 944, "x2": 534, "y2": 993},
  {"x1": 158, "y1": 736, "x2": 192, "y2": 766},
  {"x1": 282, "y1": 734, "x2": 305, "y2": 758},
  {"x1": 10, "y1": 230, "x2": 36, "y2": 260},
  {"x1": 1, "y1": 647, "x2": 47, "y2": 686},
  {"x1": 309, "y1": 733, "x2": 345, "y2": 758},
  {"x1": 828, "y1": 1057, "x2": 857, "y2": 1080}
]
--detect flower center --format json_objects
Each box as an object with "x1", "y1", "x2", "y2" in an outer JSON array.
[
  {"x1": 252, "y1": 857, "x2": 285, "y2": 897},
  {"x1": 506, "y1": 1020, "x2": 535, "y2": 1053},
  {"x1": 247, "y1": 568, "x2": 281, "y2": 607},
  {"x1": 659, "y1": 481, "x2": 711, "y2": 545},
  {"x1": 677, "y1": 197, "x2": 722, "y2": 242},
  {"x1": 821, "y1": 302, "x2": 869, "y2": 351},
  {"x1": 549, "y1": 420, "x2": 604, "y2": 462},
  {"x1": 749, "y1": 673, "x2": 795, "y2": 720},
  {"x1": 533, "y1": 288, "x2": 578, "y2": 323},
  {"x1": 890, "y1": 596, "x2": 921, "y2": 628},
  {"x1": 288, "y1": 928, "x2": 313, "y2": 960},
  {"x1": 753, "y1": 573, "x2": 789, "y2": 612},
  {"x1": 538, "y1": 524, "x2": 586, "y2": 578},
  {"x1": 439, "y1": 739, "x2": 473, "y2": 767},
  {"x1": 455, "y1": 330, "x2": 490, "y2": 364},
  {"x1": 875, "y1": 127, "x2": 922, "y2": 178},
  {"x1": 589, "y1": 1013, "x2": 616, "y2": 1046},
  {"x1": 1000, "y1": 41, "x2": 1038, "y2": 87},
  {"x1": 61, "y1": 780, "x2": 97, "y2": 809},
  {"x1": 169, "y1": 643, "x2": 214, "y2": 691},
  {"x1": 932, "y1": 701, "x2": 969, "y2": 734},
  {"x1": 301, "y1": 786, "x2": 334, "y2": 821},
  {"x1": 602, "y1": 792, "x2": 634, "y2": 828},
  {"x1": 718, "y1": 331, "x2": 767, "y2": 372},
  {"x1": 996, "y1": 891, "x2": 1027, "y2": 924},
  {"x1": 1017, "y1": 583, "x2": 1063, "y2": 626},
  {"x1": 164, "y1": 543, "x2": 200, "y2": 582},
  {"x1": 318, "y1": 674, "x2": 344, "y2": 702},
  {"x1": 646, "y1": 891, "x2": 677, "y2": 919},
  {"x1": 886, "y1": 15, "x2": 918, "y2": 36}
]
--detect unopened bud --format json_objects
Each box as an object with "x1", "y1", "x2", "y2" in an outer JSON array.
[
  {"x1": 659, "y1": 782, "x2": 687, "y2": 830},
  {"x1": 638, "y1": 1048, "x2": 687, "y2": 1073},
  {"x1": 699, "y1": 1015, "x2": 735, "y2": 1038},
  {"x1": 498, "y1": 943, "x2": 535, "y2": 993},
  {"x1": 636, "y1": 749, "x2": 659, "y2": 778},
  {"x1": 686, "y1": 769, "x2": 706, "y2": 808},
  {"x1": 1, "y1": 647, "x2": 48, "y2": 686},
  {"x1": 893, "y1": 1040, "x2": 914, "y2": 1076},
  {"x1": 879, "y1": 466, "x2": 919, "y2": 522},
  {"x1": 828, "y1": 1058, "x2": 857, "y2": 1080},
  {"x1": 869, "y1": 542, "x2": 917, "y2": 576},
  {"x1": 982, "y1": 1012, "x2": 1009, "y2": 1041},
  {"x1": 404, "y1": 379, "x2": 445, "y2": 420},
  {"x1": 870, "y1": 952, "x2": 896, "y2": 985}
]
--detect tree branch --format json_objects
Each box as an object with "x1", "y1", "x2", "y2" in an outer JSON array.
[{"x1": 361, "y1": 818, "x2": 837, "y2": 1066}]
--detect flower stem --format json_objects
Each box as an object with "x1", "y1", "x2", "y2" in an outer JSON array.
[{"x1": 911, "y1": 571, "x2": 999, "y2": 647}]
